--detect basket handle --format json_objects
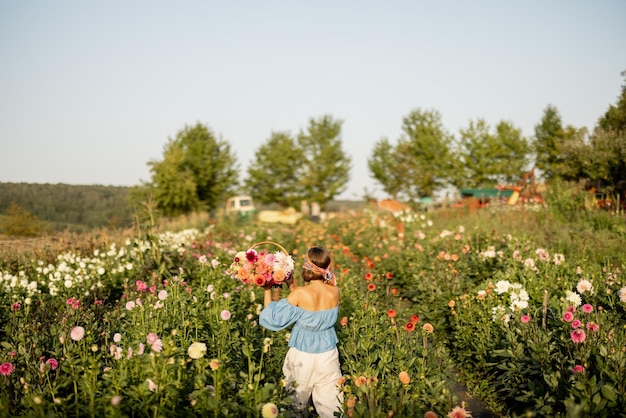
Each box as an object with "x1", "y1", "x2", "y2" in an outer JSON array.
[{"x1": 251, "y1": 241, "x2": 289, "y2": 255}]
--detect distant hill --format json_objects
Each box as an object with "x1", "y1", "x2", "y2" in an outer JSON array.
[
  {"x1": 0, "y1": 183, "x2": 367, "y2": 232},
  {"x1": 0, "y1": 182, "x2": 134, "y2": 231}
]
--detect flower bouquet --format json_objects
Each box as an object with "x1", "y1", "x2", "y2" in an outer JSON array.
[{"x1": 226, "y1": 241, "x2": 295, "y2": 287}]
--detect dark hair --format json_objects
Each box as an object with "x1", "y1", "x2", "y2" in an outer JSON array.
[{"x1": 302, "y1": 246, "x2": 332, "y2": 282}]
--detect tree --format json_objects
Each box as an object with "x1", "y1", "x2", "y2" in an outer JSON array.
[
  {"x1": 147, "y1": 123, "x2": 239, "y2": 216},
  {"x1": 367, "y1": 109, "x2": 459, "y2": 201},
  {"x1": 245, "y1": 132, "x2": 304, "y2": 207},
  {"x1": 0, "y1": 203, "x2": 41, "y2": 237},
  {"x1": 533, "y1": 105, "x2": 568, "y2": 181},
  {"x1": 148, "y1": 141, "x2": 199, "y2": 217},
  {"x1": 367, "y1": 137, "x2": 404, "y2": 199},
  {"x1": 297, "y1": 115, "x2": 351, "y2": 206},
  {"x1": 456, "y1": 119, "x2": 530, "y2": 188}
]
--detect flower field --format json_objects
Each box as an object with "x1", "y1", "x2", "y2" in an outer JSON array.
[{"x1": 1, "y1": 207, "x2": 625, "y2": 417}]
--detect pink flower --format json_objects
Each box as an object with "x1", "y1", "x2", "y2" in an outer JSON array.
[
  {"x1": 0, "y1": 363, "x2": 14, "y2": 376},
  {"x1": 158, "y1": 290, "x2": 168, "y2": 300},
  {"x1": 586, "y1": 322, "x2": 599, "y2": 332},
  {"x1": 571, "y1": 329, "x2": 586, "y2": 343},
  {"x1": 146, "y1": 378, "x2": 157, "y2": 392},
  {"x1": 45, "y1": 358, "x2": 59, "y2": 370},
  {"x1": 125, "y1": 301, "x2": 135, "y2": 310},
  {"x1": 220, "y1": 310, "x2": 231, "y2": 321},
  {"x1": 572, "y1": 364, "x2": 585, "y2": 373},
  {"x1": 137, "y1": 343, "x2": 145, "y2": 355},
  {"x1": 70, "y1": 326, "x2": 85, "y2": 341},
  {"x1": 151, "y1": 339, "x2": 163, "y2": 353},
  {"x1": 563, "y1": 311, "x2": 574, "y2": 322},
  {"x1": 520, "y1": 315, "x2": 530, "y2": 323},
  {"x1": 582, "y1": 304, "x2": 593, "y2": 314},
  {"x1": 146, "y1": 333, "x2": 158, "y2": 345},
  {"x1": 11, "y1": 302, "x2": 21, "y2": 311},
  {"x1": 71, "y1": 300, "x2": 80, "y2": 310},
  {"x1": 136, "y1": 280, "x2": 148, "y2": 292},
  {"x1": 571, "y1": 320, "x2": 582, "y2": 329}
]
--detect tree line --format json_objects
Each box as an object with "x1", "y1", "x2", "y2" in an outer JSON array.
[
  {"x1": 141, "y1": 75, "x2": 625, "y2": 216},
  {"x1": 0, "y1": 183, "x2": 133, "y2": 233},
  {"x1": 2, "y1": 76, "x2": 624, "y2": 229}
]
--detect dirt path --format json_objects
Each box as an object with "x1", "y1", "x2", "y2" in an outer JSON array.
[{"x1": 450, "y1": 380, "x2": 499, "y2": 418}]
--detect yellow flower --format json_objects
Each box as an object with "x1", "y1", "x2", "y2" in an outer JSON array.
[
  {"x1": 187, "y1": 342, "x2": 207, "y2": 359},
  {"x1": 261, "y1": 402, "x2": 278, "y2": 418}
]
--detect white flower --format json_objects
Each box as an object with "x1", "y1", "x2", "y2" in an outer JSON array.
[
  {"x1": 565, "y1": 290, "x2": 582, "y2": 307},
  {"x1": 158, "y1": 290, "x2": 168, "y2": 300},
  {"x1": 187, "y1": 342, "x2": 207, "y2": 359},
  {"x1": 618, "y1": 286, "x2": 626, "y2": 303},
  {"x1": 576, "y1": 279, "x2": 594, "y2": 294},
  {"x1": 113, "y1": 333, "x2": 122, "y2": 343},
  {"x1": 494, "y1": 280, "x2": 511, "y2": 294}
]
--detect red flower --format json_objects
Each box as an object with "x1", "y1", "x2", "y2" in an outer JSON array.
[
  {"x1": 367, "y1": 283, "x2": 376, "y2": 291},
  {"x1": 391, "y1": 288, "x2": 398, "y2": 295},
  {"x1": 364, "y1": 272, "x2": 373, "y2": 281},
  {"x1": 410, "y1": 315, "x2": 419, "y2": 324},
  {"x1": 387, "y1": 309, "x2": 397, "y2": 318},
  {"x1": 405, "y1": 322, "x2": 415, "y2": 332},
  {"x1": 385, "y1": 272, "x2": 393, "y2": 279},
  {"x1": 0, "y1": 363, "x2": 13, "y2": 376}
]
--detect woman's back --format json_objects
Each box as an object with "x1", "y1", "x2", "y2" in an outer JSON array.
[{"x1": 288, "y1": 280, "x2": 339, "y2": 312}]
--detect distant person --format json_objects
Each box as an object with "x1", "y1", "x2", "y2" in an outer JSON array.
[
  {"x1": 300, "y1": 200, "x2": 310, "y2": 217},
  {"x1": 259, "y1": 246, "x2": 343, "y2": 417},
  {"x1": 310, "y1": 201, "x2": 321, "y2": 223}
]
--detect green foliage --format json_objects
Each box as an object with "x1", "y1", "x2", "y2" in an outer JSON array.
[
  {"x1": 367, "y1": 138, "x2": 404, "y2": 200},
  {"x1": 456, "y1": 119, "x2": 530, "y2": 188},
  {"x1": 0, "y1": 203, "x2": 42, "y2": 237},
  {"x1": 0, "y1": 183, "x2": 133, "y2": 231},
  {"x1": 394, "y1": 109, "x2": 457, "y2": 199},
  {"x1": 245, "y1": 132, "x2": 304, "y2": 207},
  {"x1": 297, "y1": 115, "x2": 351, "y2": 206},
  {"x1": 148, "y1": 123, "x2": 239, "y2": 216}
]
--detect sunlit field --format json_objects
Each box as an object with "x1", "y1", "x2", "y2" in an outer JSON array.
[{"x1": 1, "y1": 203, "x2": 625, "y2": 418}]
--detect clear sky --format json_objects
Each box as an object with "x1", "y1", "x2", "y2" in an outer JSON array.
[{"x1": 1, "y1": 1, "x2": 624, "y2": 200}]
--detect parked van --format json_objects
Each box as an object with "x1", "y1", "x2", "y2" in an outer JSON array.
[{"x1": 224, "y1": 195, "x2": 256, "y2": 220}]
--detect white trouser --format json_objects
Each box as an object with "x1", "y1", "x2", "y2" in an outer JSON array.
[{"x1": 283, "y1": 347, "x2": 343, "y2": 418}]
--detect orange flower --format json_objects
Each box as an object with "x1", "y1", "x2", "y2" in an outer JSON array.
[
  {"x1": 448, "y1": 300, "x2": 456, "y2": 308},
  {"x1": 404, "y1": 322, "x2": 415, "y2": 332},
  {"x1": 451, "y1": 254, "x2": 459, "y2": 261},
  {"x1": 367, "y1": 283, "x2": 376, "y2": 291},
  {"x1": 422, "y1": 323, "x2": 434, "y2": 333},
  {"x1": 387, "y1": 309, "x2": 397, "y2": 318},
  {"x1": 410, "y1": 315, "x2": 419, "y2": 324},
  {"x1": 346, "y1": 396, "x2": 356, "y2": 408},
  {"x1": 386, "y1": 272, "x2": 393, "y2": 279},
  {"x1": 391, "y1": 288, "x2": 398, "y2": 295},
  {"x1": 254, "y1": 275, "x2": 266, "y2": 287},
  {"x1": 338, "y1": 376, "x2": 346, "y2": 387},
  {"x1": 398, "y1": 371, "x2": 410, "y2": 385},
  {"x1": 354, "y1": 375, "x2": 367, "y2": 387},
  {"x1": 340, "y1": 316, "x2": 348, "y2": 327},
  {"x1": 424, "y1": 411, "x2": 438, "y2": 418},
  {"x1": 364, "y1": 272, "x2": 373, "y2": 281}
]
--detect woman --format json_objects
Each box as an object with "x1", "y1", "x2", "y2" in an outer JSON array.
[{"x1": 259, "y1": 246, "x2": 343, "y2": 417}]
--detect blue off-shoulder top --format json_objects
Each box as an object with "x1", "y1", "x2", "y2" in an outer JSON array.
[{"x1": 259, "y1": 298, "x2": 339, "y2": 354}]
